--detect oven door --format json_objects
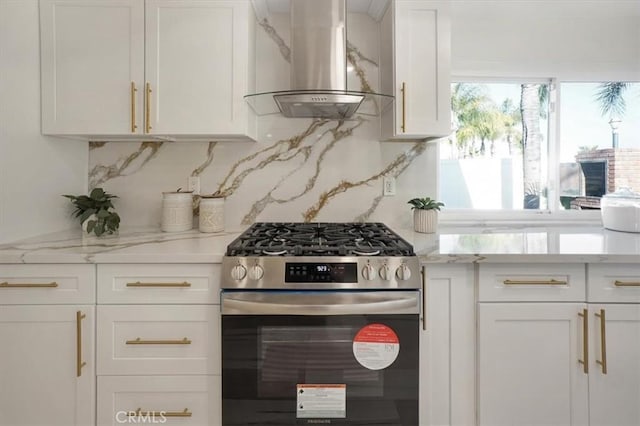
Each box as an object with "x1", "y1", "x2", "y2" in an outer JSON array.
[{"x1": 221, "y1": 290, "x2": 420, "y2": 426}]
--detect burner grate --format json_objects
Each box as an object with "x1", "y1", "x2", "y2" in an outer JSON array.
[{"x1": 225, "y1": 222, "x2": 414, "y2": 257}]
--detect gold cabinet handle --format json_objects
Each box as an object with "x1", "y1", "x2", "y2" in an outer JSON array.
[
  {"x1": 577, "y1": 308, "x2": 589, "y2": 374},
  {"x1": 132, "y1": 408, "x2": 192, "y2": 418},
  {"x1": 420, "y1": 267, "x2": 427, "y2": 331},
  {"x1": 76, "y1": 311, "x2": 87, "y2": 377},
  {"x1": 0, "y1": 281, "x2": 58, "y2": 288},
  {"x1": 126, "y1": 337, "x2": 192, "y2": 345},
  {"x1": 503, "y1": 279, "x2": 567, "y2": 286},
  {"x1": 145, "y1": 82, "x2": 152, "y2": 133},
  {"x1": 595, "y1": 309, "x2": 608, "y2": 374},
  {"x1": 130, "y1": 82, "x2": 138, "y2": 133},
  {"x1": 400, "y1": 82, "x2": 406, "y2": 133},
  {"x1": 614, "y1": 280, "x2": 640, "y2": 287},
  {"x1": 126, "y1": 281, "x2": 191, "y2": 288}
]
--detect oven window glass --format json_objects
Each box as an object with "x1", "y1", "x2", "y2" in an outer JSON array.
[{"x1": 258, "y1": 326, "x2": 383, "y2": 398}]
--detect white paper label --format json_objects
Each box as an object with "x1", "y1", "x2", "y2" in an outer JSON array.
[{"x1": 296, "y1": 384, "x2": 346, "y2": 419}]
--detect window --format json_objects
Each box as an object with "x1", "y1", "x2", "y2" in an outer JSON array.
[{"x1": 439, "y1": 80, "x2": 640, "y2": 219}]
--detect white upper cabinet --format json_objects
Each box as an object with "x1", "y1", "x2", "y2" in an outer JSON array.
[
  {"x1": 380, "y1": 0, "x2": 451, "y2": 141},
  {"x1": 40, "y1": 0, "x2": 256, "y2": 141},
  {"x1": 40, "y1": 0, "x2": 144, "y2": 136}
]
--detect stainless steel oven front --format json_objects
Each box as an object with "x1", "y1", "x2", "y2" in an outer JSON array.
[{"x1": 221, "y1": 290, "x2": 419, "y2": 426}]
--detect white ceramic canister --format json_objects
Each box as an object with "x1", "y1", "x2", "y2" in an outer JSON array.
[
  {"x1": 199, "y1": 195, "x2": 225, "y2": 233},
  {"x1": 161, "y1": 191, "x2": 194, "y2": 232}
]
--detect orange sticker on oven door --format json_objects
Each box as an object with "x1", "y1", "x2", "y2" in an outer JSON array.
[{"x1": 352, "y1": 323, "x2": 399, "y2": 370}]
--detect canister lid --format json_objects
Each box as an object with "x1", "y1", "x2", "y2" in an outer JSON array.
[{"x1": 602, "y1": 187, "x2": 640, "y2": 200}]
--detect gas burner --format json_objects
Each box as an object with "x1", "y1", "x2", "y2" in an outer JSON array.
[
  {"x1": 353, "y1": 249, "x2": 381, "y2": 256},
  {"x1": 263, "y1": 249, "x2": 288, "y2": 256},
  {"x1": 226, "y1": 222, "x2": 415, "y2": 257}
]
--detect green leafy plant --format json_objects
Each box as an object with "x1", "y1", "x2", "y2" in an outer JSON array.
[
  {"x1": 63, "y1": 188, "x2": 120, "y2": 236},
  {"x1": 408, "y1": 197, "x2": 445, "y2": 211}
]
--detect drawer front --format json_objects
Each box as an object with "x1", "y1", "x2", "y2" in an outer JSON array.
[
  {"x1": 97, "y1": 375, "x2": 220, "y2": 426},
  {"x1": 97, "y1": 305, "x2": 219, "y2": 375},
  {"x1": 478, "y1": 264, "x2": 586, "y2": 302},
  {"x1": 0, "y1": 264, "x2": 95, "y2": 304},
  {"x1": 588, "y1": 264, "x2": 640, "y2": 303},
  {"x1": 97, "y1": 264, "x2": 219, "y2": 304}
]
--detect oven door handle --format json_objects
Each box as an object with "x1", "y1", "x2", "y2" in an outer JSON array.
[{"x1": 221, "y1": 291, "x2": 420, "y2": 315}]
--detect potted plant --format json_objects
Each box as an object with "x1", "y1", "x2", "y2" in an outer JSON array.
[
  {"x1": 408, "y1": 197, "x2": 444, "y2": 233},
  {"x1": 63, "y1": 187, "x2": 120, "y2": 237}
]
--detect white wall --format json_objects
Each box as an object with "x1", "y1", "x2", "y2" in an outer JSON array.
[
  {"x1": 451, "y1": 0, "x2": 640, "y2": 80},
  {"x1": 0, "y1": 0, "x2": 87, "y2": 243}
]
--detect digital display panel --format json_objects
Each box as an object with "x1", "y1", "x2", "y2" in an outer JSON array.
[{"x1": 285, "y1": 262, "x2": 358, "y2": 283}]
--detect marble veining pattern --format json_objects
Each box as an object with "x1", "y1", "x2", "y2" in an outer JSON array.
[{"x1": 89, "y1": 142, "x2": 163, "y2": 189}]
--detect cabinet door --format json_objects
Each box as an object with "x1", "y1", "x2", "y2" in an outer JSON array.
[
  {"x1": 420, "y1": 265, "x2": 475, "y2": 426},
  {"x1": 0, "y1": 305, "x2": 95, "y2": 426},
  {"x1": 40, "y1": 0, "x2": 144, "y2": 135},
  {"x1": 478, "y1": 303, "x2": 589, "y2": 426},
  {"x1": 145, "y1": 0, "x2": 253, "y2": 137},
  {"x1": 382, "y1": 0, "x2": 451, "y2": 140},
  {"x1": 589, "y1": 304, "x2": 640, "y2": 426}
]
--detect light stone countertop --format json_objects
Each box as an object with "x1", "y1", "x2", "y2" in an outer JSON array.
[{"x1": 1, "y1": 224, "x2": 640, "y2": 264}]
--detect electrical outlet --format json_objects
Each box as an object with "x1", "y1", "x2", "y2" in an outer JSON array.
[
  {"x1": 188, "y1": 176, "x2": 200, "y2": 195},
  {"x1": 383, "y1": 177, "x2": 396, "y2": 196}
]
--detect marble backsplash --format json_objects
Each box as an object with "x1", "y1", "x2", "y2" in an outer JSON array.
[{"x1": 88, "y1": 9, "x2": 437, "y2": 231}]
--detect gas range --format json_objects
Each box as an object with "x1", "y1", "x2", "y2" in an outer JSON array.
[{"x1": 221, "y1": 222, "x2": 421, "y2": 290}]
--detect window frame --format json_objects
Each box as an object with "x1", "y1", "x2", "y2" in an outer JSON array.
[{"x1": 439, "y1": 76, "x2": 601, "y2": 225}]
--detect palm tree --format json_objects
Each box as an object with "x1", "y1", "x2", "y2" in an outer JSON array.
[
  {"x1": 500, "y1": 98, "x2": 521, "y2": 155},
  {"x1": 450, "y1": 84, "x2": 495, "y2": 158},
  {"x1": 520, "y1": 84, "x2": 547, "y2": 209},
  {"x1": 595, "y1": 82, "x2": 629, "y2": 148}
]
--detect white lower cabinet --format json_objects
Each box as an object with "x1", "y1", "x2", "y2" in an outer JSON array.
[
  {"x1": 95, "y1": 263, "x2": 221, "y2": 426},
  {"x1": 97, "y1": 375, "x2": 220, "y2": 426},
  {"x1": 420, "y1": 264, "x2": 475, "y2": 426},
  {"x1": 588, "y1": 304, "x2": 640, "y2": 426},
  {"x1": 588, "y1": 263, "x2": 640, "y2": 426},
  {"x1": 478, "y1": 303, "x2": 590, "y2": 426},
  {"x1": 0, "y1": 305, "x2": 95, "y2": 426}
]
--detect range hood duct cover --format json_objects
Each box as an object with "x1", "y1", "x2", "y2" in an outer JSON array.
[{"x1": 245, "y1": 0, "x2": 392, "y2": 119}]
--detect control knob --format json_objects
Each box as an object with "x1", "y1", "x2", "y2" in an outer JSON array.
[
  {"x1": 395, "y1": 263, "x2": 412, "y2": 281},
  {"x1": 362, "y1": 263, "x2": 376, "y2": 281},
  {"x1": 230, "y1": 264, "x2": 247, "y2": 281},
  {"x1": 248, "y1": 264, "x2": 264, "y2": 280},
  {"x1": 379, "y1": 264, "x2": 391, "y2": 281}
]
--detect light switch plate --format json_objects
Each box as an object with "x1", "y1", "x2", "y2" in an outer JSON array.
[{"x1": 188, "y1": 176, "x2": 200, "y2": 195}]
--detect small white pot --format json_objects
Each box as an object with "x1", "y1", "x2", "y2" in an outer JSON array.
[{"x1": 413, "y1": 209, "x2": 438, "y2": 234}]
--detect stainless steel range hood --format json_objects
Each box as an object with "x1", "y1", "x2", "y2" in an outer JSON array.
[{"x1": 245, "y1": 0, "x2": 392, "y2": 119}]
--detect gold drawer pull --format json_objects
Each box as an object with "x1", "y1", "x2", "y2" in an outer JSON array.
[
  {"x1": 126, "y1": 281, "x2": 191, "y2": 288},
  {"x1": 0, "y1": 281, "x2": 58, "y2": 288},
  {"x1": 133, "y1": 408, "x2": 192, "y2": 418},
  {"x1": 614, "y1": 280, "x2": 640, "y2": 287},
  {"x1": 503, "y1": 279, "x2": 567, "y2": 286},
  {"x1": 595, "y1": 309, "x2": 608, "y2": 374},
  {"x1": 126, "y1": 337, "x2": 192, "y2": 345},
  {"x1": 577, "y1": 309, "x2": 588, "y2": 374},
  {"x1": 76, "y1": 311, "x2": 87, "y2": 377}
]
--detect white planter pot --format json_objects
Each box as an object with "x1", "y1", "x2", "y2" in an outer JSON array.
[{"x1": 413, "y1": 209, "x2": 438, "y2": 234}]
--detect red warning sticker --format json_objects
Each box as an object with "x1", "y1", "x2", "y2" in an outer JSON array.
[{"x1": 352, "y1": 324, "x2": 400, "y2": 370}]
